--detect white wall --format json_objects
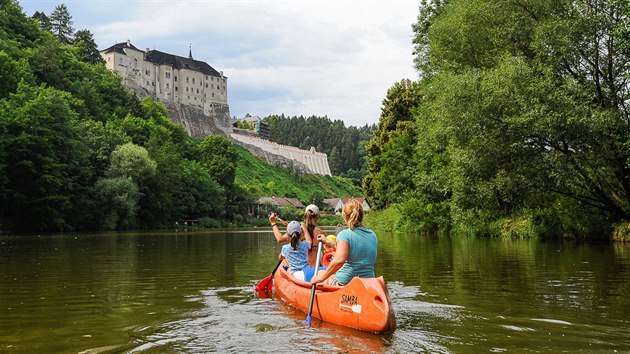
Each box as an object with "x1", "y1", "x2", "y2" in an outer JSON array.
[{"x1": 231, "y1": 133, "x2": 332, "y2": 176}]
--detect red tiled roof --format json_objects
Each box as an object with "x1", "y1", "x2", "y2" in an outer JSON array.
[{"x1": 257, "y1": 197, "x2": 304, "y2": 208}]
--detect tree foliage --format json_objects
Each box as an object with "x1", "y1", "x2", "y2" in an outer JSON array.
[
  {"x1": 0, "y1": 84, "x2": 91, "y2": 231},
  {"x1": 49, "y1": 4, "x2": 74, "y2": 44},
  {"x1": 73, "y1": 29, "x2": 104, "y2": 65},
  {"x1": 369, "y1": 0, "x2": 630, "y2": 237},
  {"x1": 265, "y1": 114, "x2": 375, "y2": 182},
  {"x1": 364, "y1": 79, "x2": 422, "y2": 209},
  {"x1": 0, "y1": 2, "x2": 366, "y2": 232}
]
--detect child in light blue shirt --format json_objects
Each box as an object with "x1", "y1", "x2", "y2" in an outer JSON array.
[{"x1": 280, "y1": 221, "x2": 312, "y2": 281}]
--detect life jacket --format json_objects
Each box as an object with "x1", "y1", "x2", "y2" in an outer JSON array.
[{"x1": 322, "y1": 248, "x2": 336, "y2": 266}]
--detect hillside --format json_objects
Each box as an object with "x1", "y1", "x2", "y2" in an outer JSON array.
[
  {"x1": 0, "y1": 1, "x2": 368, "y2": 232},
  {"x1": 234, "y1": 145, "x2": 363, "y2": 203}
]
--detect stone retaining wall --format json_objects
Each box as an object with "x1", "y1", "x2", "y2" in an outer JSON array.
[{"x1": 230, "y1": 133, "x2": 332, "y2": 176}]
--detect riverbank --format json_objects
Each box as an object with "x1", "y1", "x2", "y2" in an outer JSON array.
[{"x1": 364, "y1": 205, "x2": 626, "y2": 241}]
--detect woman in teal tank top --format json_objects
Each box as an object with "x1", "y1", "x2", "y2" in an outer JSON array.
[{"x1": 310, "y1": 199, "x2": 377, "y2": 286}]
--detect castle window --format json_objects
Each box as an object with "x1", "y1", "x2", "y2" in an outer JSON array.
[
  {"x1": 175, "y1": 76, "x2": 178, "y2": 82},
  {"x1": 205, "y1": 83, "x2": 208, "y2": 88},
  {"x1": 175, "y1": 86, "x2": 178, "y2": 91},
  {"x1": 166, "y1": 83, "x2": 169, "y2": 89},
  {"x1": 196, "y1": 89, "x2": 199, "y2": 94},
  {"x1": 166, "y1": 72, "x2": 171, "y2": 79},
  {"x1": 186, "y1": 77, "x2": 189, "y2": 83},
  {"x1": 205, "y1": 75, "x2": 208, "y2": 80},
  {"x1": 186, "y1": 87, "x2": 189, "y2": 92},
  {"x1": 212, "y1": 93, "x2": 215, "y2": 98},
  {"x1": 146, "y1": 81, "x2": 150, "y2": 86},
  {"x1": 134, "y1": 58, "x2": 138, "y2": 66},
  {"x1": 192, "y1": 78, "x2": 195, "y2": 84},
  {"x1": 119, "y1": 58, "x2": 123, "y2": 63}
]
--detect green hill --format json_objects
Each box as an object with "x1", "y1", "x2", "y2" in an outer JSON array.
[{"x1": 234, "y1": 144, "x2": 363, "y2": 203}]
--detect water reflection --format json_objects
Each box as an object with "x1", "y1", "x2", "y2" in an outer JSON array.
[
  {"x1": 130, "y1": 286, "x2": 394, "y2": 353},
  {"x1": 2, "y1": 230, "x2": 630, "y2": 353}
]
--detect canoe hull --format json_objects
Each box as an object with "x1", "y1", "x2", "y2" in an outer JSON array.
[{"x1": 273, "y1": 266, "x2": 396, "y2": 333}]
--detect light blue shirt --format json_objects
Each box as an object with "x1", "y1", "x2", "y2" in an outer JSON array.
[
  {"x1": 281, "y1": 241, "x2": 310, "y2": 273},
  {"x1": 335, "y1": 227, "x2": 377, "y2": 284}
]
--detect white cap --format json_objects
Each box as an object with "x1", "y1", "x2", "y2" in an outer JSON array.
[{"x1": 305, "y1": 204, "x2": 319, "y2": 215}]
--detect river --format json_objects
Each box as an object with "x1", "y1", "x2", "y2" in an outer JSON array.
[{"x1": 1, "y1": 228, "x2": 629, "y2": 353}]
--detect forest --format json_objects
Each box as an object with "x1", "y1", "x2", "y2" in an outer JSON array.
[
  {"x1": 0, "y1": 1, "x2": 361, "y2": 233},
  {"x1": 4, "y1": 0, "x2": 630, "y2": 239},
  {"x1": 364, "y1": 0, "x2": 630, "y2": 239},
  {"x1": 264, "y1": 114, "x2": 375, "y2": 184}
]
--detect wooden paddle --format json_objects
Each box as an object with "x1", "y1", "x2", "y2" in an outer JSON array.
[{"x1": 305, "y1": 240, "x2": 324, "y2": 326}]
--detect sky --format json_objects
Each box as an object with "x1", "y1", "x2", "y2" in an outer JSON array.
[{"x1": 19, "y1": 0, "x2": 420, "y2": 127}]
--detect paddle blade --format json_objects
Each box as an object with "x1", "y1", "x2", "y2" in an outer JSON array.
[
  {"x1": 255, "y1": 274, "x2": 272, "y2": 292},
  {"x1": 304, "y1": 315, "x2": 312, "y2": 326},
  {"x1": 264, "y1": 276, "x2": 274, "y2": 291},
  {"x1": 256, "y1": 288, "x2": 272, "y2": 298}
]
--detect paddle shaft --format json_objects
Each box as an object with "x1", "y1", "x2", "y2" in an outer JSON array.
[{"x1": 305, "y1": 241, "x2": 324, "y2": 325}]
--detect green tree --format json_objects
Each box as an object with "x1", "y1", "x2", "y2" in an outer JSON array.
[
  {"x1": 364, "y1": 79, "x2": 422, "y2": 209},
  {"x1": 0, "y1": 51, "x2": 33, "y2": 99},
  {"x1": 49, "y1": 4, "x2": 74, "y2": 44},
  {"x1": 106, "y1": 142, "x2": 157, "y2": 185},
  {"x1": 79, "y1": 119, "x2": 130, "y2": 179},
  {"x1": 411, "y1": 0, "x2": 449, "y2": 73},
  {"x1": 29, "y1": 35, "x2": 72, "y2": 89},
  {"x1": 94, "y1": 176, "x2": 139, "y2": 230},
  {"x1": 0, "y1": 84, "x2": 91, "y2": 231},
  {"x1": 73, "y1": 29, "x2": 104, "y2": 65},
  {"x1": 199, "y1": 135, "x2": 238, "y2": 188},
  {"x1": 405, "y1": 0, "x2": 630, "y2": 235},
  {"x1": 31, "y1": 11, "x2": 51, "y2": 31},
  {"x1": 0, "y1": 0, "x2": 41, "y2": 51},
  {"x1": 265, "y1": 114, "x2": 375, "y2": 177}
]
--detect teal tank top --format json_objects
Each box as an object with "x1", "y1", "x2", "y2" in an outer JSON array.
[{"x1": 334, "y1": 227, "x2": 377, "y2": 284}]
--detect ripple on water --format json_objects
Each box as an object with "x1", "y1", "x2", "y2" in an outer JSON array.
[{"x1": 125, "y1": 286, "x2": 389, "y2": 353}]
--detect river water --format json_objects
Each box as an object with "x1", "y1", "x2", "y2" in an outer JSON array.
[{"x1": 1, "y1": 228, "x2": 629, "y2": 353}]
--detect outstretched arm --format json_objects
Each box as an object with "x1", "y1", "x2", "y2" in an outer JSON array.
[
  {"x1": 270, "y1": 214, "x2": 290, "y2": 243},
  {"x1": 310, "y1": 240, "x2": 349, "y2": 284}
]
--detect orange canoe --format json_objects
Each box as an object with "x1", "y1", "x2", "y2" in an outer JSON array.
[{"x1": 273, "y1": 264, "x2": 396, "y2": 333}]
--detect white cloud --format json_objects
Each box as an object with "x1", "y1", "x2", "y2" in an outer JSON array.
[{"x1": 20, "y1": 0, "x2": 419, "y2": 126}]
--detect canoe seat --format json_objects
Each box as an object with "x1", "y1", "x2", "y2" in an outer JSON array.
[{"x1": 303, "y1": 266, "x2": 327, "y2": 282}]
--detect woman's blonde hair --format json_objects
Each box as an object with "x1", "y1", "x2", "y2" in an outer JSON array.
[{"x1": 342, "y1": 199, "x2": 363, "y2": 230}]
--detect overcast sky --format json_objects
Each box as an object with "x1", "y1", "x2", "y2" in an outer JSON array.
[{"x1": 20, "y1": 0, "x2": 420, "y2": 127}]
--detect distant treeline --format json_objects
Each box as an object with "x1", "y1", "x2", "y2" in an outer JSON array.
[
  {"x1": 265, "y1": 114, "x2": 375, "y2": 184},
  {"x1": 363, "y1": 0, "x2": 630, "y2": 239},
  {"x1": 0, "y1": 1, "x2": 360, "y2": 232}
]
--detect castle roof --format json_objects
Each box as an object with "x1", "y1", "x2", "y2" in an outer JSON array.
[
  {"x1": 101, "y1": 40, "x2": 142, "y2": 55},
  {"x1": 101, "y1": 41, "x2": 225, "y2": 78},
  {"x1": 145, "y1": 50, "x2": 223, "y2": 77}
]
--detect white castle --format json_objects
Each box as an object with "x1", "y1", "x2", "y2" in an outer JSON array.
[
  {"x1": 101, "y1": 40, "x2": 228, "y2": 117},
  {"x1": 100, "y1": 40, "x2": 331, "y2": 176}
]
